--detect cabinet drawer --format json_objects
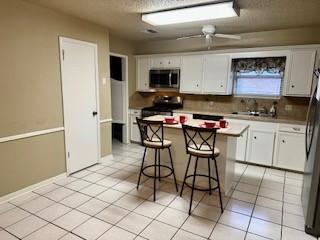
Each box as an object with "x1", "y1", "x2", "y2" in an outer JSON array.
[
  {"x1": 129, "y1": 109, "x2": 141, "y2": 115},
  {"x1": 279, "y1": 124, "x2": 305, "y2": 134}
]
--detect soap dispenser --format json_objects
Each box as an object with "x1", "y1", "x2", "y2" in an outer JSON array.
[{"x1": 270, "y1": 102, "x2": 277, "y2": 118}]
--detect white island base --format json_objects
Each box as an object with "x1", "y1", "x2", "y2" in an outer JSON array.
[{"x1": 142, "y1": 115, "x2": 248, "y2": 196}]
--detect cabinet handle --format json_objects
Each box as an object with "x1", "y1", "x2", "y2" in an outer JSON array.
[
  {"x1": 220, "y1": 85, "x2": 223, "y2": 87},
  {"x1": 196, "y1": 84, "x2": 199, "y2": 87},
  {"x1": 291, "y1": 85, "x2": 295, "y2": 88},
  {"x1": 254, "y1": 136, "x2": 257, "y2": 139},
  {"x1": 282, "y1": 140, "x2": 286, "y2": 143},
  {"x1": 293, "y1": 127, "x2": 301, "y2": 131},
  {"x1": 168, "y1": 61, "x2": 171, "y2": 64}
]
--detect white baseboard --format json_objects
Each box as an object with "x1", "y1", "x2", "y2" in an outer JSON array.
[
  {"x1": 100, "y1": 154, "x2": 114, "y2": 162},
  {"x1": 0, "y1": 173, "x2": 67, "y2": 204}
]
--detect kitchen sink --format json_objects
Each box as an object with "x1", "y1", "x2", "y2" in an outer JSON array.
[{"x1": 232, "y1": 111, "x2": 273, "y2": 118}]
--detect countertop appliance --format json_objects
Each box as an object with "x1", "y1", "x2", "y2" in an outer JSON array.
[
  {"x1": 302, "y1": 69, "x2": 320, "y2": 237},
  {"x1": 149, "y1": 69, "x2": 180, "y2": 90},
  {"x1": 141, "y1": 96, "x2": 183, "y2": 118}
]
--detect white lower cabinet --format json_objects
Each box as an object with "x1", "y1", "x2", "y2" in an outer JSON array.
[
  {"x1": 247, "y1": 130, "x2": 275, "y2": 166},
  {"x1": 274, "y1": 130, "x2": 306, "y2": 171},
  {"x1": 235, "y1": 128, "x2": 248, "y2": 161},
  {"x1": 129, "y1": 109, "x2": 141, "y2": 143}
]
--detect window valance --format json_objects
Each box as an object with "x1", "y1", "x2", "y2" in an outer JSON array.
[{"x1": 233, "y1": 57, "x2": 286, "y2": 74}]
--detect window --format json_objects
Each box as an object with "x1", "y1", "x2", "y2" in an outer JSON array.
[
  {"x1": 234, "y1": 71, "x2": 283, "y2": 97},
  {"x1": 233, "y1": 57, "x2": 286, "y2": 97}
]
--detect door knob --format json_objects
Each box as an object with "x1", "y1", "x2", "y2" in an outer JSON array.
[{"x1": 92, "y1": 111, "x2": 98, "y2": 117}]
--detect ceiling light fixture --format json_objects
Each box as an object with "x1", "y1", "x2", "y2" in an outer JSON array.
[{"x1": 142, "y1": 1, "x2": 239, "y2": 26}]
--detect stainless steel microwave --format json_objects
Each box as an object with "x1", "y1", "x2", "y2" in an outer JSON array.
[{"x1": 149, "y1": 69, "x2": 180, "y2": 89}]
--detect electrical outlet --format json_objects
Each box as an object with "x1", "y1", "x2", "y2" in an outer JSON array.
[{"x1": 285, "y1": 105, "x2": 293, "y2": 111}]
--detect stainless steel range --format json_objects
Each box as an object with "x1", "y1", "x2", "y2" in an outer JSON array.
[{"x1": 141, "y1": 96, "x2": 183, "y2": 118}]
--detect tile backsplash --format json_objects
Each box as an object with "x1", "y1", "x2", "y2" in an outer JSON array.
[{"x1": 130, "y1": 92, "x2": 309, "y2": 121}]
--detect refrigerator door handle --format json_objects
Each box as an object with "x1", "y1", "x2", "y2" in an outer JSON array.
[{"x1": 306, "y1": 84, "x2": 318, "y2": 159}]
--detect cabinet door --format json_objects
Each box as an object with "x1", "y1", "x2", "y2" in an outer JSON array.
[
  {"x1": 180, "y1": 55, "x2": 203, "y2": 93},
  {"x1": 247, "y1": 130, "x2": 275, "y2": 166},
  {"x1": 130, "y1": 115, "x2": 141, "y2": 142},
  {"x1": 235, "y1": 128, "x2": 248, "y2": 161},
  {"x1": 275, "y1": 132, "x2": 306, "y2": 171},
  {"x1": 203, "y1": 54, "x2": 231, "y2": 94},
  {"x1": 150, "y1": 57, "x2": 164, "y2": 69},
  {"x1": 136, "y1": 57, "x2": 150, "y2": 91},
  {"x1": 286, "y1": 49, "x2": 316, "y2": 96},
  {"x1": 165, "y1": 56, "x2": 181, "y2": 68}
]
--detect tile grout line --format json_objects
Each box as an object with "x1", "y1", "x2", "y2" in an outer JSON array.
[{"x1": 243, "y1": 166, "x2": 269, "y2": 240}]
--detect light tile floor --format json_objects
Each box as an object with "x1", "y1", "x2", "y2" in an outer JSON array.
[{"x1": 0, "y1": 141, "x2": 318, "y2": 240}]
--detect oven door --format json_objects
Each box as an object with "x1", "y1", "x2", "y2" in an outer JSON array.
[{"x1": 149, "y1": 69, "x2": 180, "y2": 89}]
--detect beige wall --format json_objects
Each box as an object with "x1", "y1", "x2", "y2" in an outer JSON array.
[
  {"x1": 0, "y1": 0, "x2": 111, "y2": 197},
  {"x1": 109, "y1": 34, "x2": 137, "y2": 97},
  {"x1": 135, "y1": 27, "x2": 320, "y2": 54}
]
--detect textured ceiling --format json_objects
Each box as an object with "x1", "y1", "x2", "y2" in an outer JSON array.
[{"x1": 25, "y1": 0, "x2": 320, "y2": 41}]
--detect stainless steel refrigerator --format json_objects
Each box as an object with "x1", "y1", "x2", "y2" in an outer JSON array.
[{"x1": 302, "y1": 71, "x2": 320, "y2": 237}]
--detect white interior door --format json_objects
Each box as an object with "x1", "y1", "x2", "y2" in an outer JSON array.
[{"x1": 59, "y1": 37, "x2": 100, "y2": 174}]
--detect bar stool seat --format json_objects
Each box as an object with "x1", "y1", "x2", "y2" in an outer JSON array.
[
  {"x1": 188, "y1": 144, "x2": 220, "y2": 158},
  {"x1": 143, "y1": 139, "x2": 172, "y2": 149}
]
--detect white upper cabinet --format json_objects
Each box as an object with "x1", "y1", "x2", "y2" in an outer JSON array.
[
  {"x1": 203, "y1": 54, "x2": 232, "y2": 95},
  {"x1": 284, "y1": 49, "x2": 316, "y2": 96},
  {"x1": 136, "y1": 57, "x2": 151, "y2": 92},
  {"x1": 180, "y1": 55, "x2": 203, "y2": 93},
  {"x1": 150, "y1": 56, "x2": 181, "y2": 69}
]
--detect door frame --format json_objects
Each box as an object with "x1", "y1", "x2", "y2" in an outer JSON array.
[
  {"x1": 110, "y1": 52, "x2": 129, "y2": 144},
  {"x1": 59, "y1": 36, "x2": 101, "y2": 175}
]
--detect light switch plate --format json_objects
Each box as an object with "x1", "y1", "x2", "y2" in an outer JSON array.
[{"x1": 285, "y1": 105, "x2": 293, "y2": 111}]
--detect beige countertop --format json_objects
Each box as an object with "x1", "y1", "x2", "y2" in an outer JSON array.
[
  {"x1": 173, "y1": 109, "x2": 306, "y2": 125},
  {"x1": 143, "y1": 115, "x2": 249, "y2": 137}
]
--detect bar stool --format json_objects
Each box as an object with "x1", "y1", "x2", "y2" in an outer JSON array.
[
  {"x1": 180, "y1": 124, "x2": 224, "y2": 215},
  {"x1": 136, "y1": 118, "x2": 179, "y2": 201}
]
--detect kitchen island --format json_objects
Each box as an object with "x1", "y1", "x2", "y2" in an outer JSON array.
[{"x1": 142, "y1": 115, "x2": 249, "y2": 195}]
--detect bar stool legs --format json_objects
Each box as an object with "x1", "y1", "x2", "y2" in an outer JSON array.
[
  {"x1": 180, "y1": 155, "x2": 224, "y2": 215},
  {"x1": 214, "y1": 157, "x2": 224, "y2": 213},
  {"x1": 136, "y1": 146, "x2": 179, "y2": 202},
  {"x1": 154, "y1": 149, "x2": 157, "y2": 201},
  {"x1": 137, "y1": 147, "x2": 147, "y2": 190},
  {"x1": 168, "y1": 148, "x2": 179, "y2": 192},
  {"x1": 189, "y1": 157, "x2": 199, "y2": 215},
  {"x1": 208, "y1": 158, "x2": 212, "y2": 195},
  {"x1": 180, "y1": 154, "x2": 192, "y2": 197},
  {"x1": 158, "y1": 150, "x2": 161, "y2": 182}
]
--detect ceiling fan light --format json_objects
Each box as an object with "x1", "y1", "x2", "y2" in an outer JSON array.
[{"x1": 142, "y1": 1, "x2": 239, "y2": 26}]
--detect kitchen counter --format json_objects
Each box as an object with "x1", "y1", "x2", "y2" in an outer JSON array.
[
  {"x1": 144, "y1": 115, "x2": 249, "y2": 137},
  {"x1": 142, "y1": 115, "x2": 249, "y2": 195},
  {"x1": 173, "y1": 109, "x2": 306, "y2": 125}
]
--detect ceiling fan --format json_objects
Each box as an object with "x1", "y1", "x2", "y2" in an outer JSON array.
[{"x1": 176, "y1": 25, "x2": 241, "y2": 49}]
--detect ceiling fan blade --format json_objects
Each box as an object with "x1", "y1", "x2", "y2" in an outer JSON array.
[
  {"x1": 176, "y1": 35, "x2": 203, "y2": 40},
  {"x1": 215, "y1": 33, "x2": 241, "y2": 40}
]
